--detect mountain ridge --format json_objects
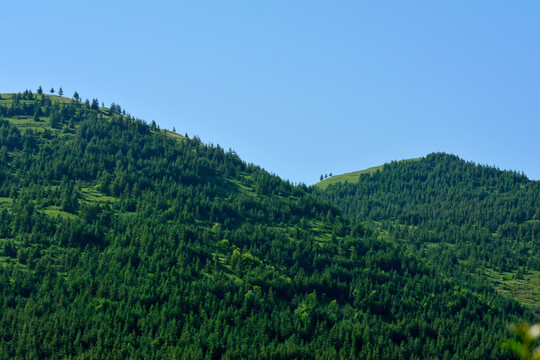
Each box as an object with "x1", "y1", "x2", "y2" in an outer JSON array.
[{"x1": 316, "y1": 153, "x2": 534, "y2": 190}]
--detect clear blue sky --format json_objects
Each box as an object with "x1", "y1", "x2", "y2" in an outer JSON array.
[{"x1": 2, "y1": 1, "x2": 539, "y2": 184}]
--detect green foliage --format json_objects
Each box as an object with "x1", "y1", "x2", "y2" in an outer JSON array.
[
  {"x1": 0, "y1": 94, "x2": 536, "y2": 359},
  {"x1": 503, "y1": 323, "x2": 540, "y2": 360}
]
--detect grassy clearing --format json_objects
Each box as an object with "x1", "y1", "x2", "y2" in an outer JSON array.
[
  {"x1": 225, "y1": 177, "x2": 252, "y2": 194},
  {"x1": 80, "y1": 187, "x2": 119, "y2": 203},
  {"x1": 0, "y1": 197, "x2": 12, "y2": 206},
  {"x1": 310, "y1": 220, "x2": 335, "y2": 242},
  {"x1": 160, "y1": 129, "x2": 186, "y2": 142},
  {"x1": 4, "y1": 116, "x2": 52, "y2": 133},
  {"x1": 42, "y1": 208, "x2": 78, "y2": 219},
  {"x1": 484, "y1": 267, "x2": 540, "y2": 308},
  {"x1": 0, "y1": 93, "x2": 73, "y2": 104},
  {"x1": 1, "y1": 111, "x2": 73, "y2": 138},
  {"x1": 316, "y1": 165, "x2": 384, "y2": 190}
]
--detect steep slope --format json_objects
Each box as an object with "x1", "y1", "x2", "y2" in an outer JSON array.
[
  {"x1": 318, "y1": 153, "x2": 540, "y2": 309},
  {"x1": 0, "y1": 92, "x2": 535, "y2": 359}
]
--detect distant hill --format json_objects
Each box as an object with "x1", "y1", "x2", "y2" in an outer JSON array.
[
  {"x1": 317, "y1": 152, "x2": 540, "y2": 309},
  {"x1": 0, "y1": 91, "x2": 536, "y2": 359}
]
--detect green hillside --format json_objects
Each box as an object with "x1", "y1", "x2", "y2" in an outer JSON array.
[
  {"x1": 0, "y1": 91, "x2": 536, "y2": 359},
  {"x1": 317, "y1": 153, "x2": 540, "y2": 310}
]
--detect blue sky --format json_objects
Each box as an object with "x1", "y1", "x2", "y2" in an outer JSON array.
[{"x1": 2, "y1": 2, "x2": 539, "y2": 184}]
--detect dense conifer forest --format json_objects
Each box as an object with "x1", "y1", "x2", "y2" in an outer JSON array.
[
  {"x1": 318, "y1": 154, "x2": 540, "y2": 309},
  {"x1": 0, "y1": 91, "x2": 537, "y2": 359}
]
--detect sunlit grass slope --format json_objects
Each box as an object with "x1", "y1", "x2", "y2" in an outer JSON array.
[{"x1": 316, "y1": 158, "x2": 420, "y2": 190}]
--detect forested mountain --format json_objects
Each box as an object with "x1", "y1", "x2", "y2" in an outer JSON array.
[
  {"x1": 317, "y1": 153, "x2": 540, "y2": 309},
  {"x1": 0, "y1": 91, "x2": 537, "y2": 359}
]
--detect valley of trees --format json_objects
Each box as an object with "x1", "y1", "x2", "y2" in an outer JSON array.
[{"x1": 0, "y1": 91, "x2": 537, "y2": 359}]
